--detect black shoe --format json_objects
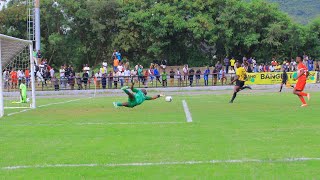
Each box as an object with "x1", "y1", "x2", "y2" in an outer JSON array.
[
  {"x1": 247, "y1": 86, "x2": 252, "y2": 90},
  {"x1": 229, "y1": 101, "x2": 233, "y2": 103}
]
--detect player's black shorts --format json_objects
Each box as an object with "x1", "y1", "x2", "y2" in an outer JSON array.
[
  {"x1": 282, "y1": 80, "x2": 287, "y2": 84},
  {"x1": 236, "y1": 80, "x2": 245, "y2": 87}
]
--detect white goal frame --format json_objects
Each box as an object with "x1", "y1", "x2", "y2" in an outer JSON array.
[{"x1": 0, "y1": 34, "x2": 36, "y2": 117}]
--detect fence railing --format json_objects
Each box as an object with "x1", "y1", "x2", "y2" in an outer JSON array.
[{"x1": 3, "y1": 72, "x2": 320, "y2": 91}]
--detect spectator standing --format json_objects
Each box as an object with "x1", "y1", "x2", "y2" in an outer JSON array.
[
  {"x1": 100, "y1": 65, "x2": 106, "y2": 75},
  {"x1": 143, "y1": 70, "x2": 149, "y2": 87},
  {"x1": 176, "y1": 68, "x2": 182, "y2": 86},
  {"x1": 113, "y1": 56, "x2": 119, "y2": 71},
  {"x1": 204, "y1": 66, "x2": 210, "y2": 86},
  {"x1": 36, "y1": 50, "x2": 42, "y2": 65},
  {"x1": 149, "y1": 64, "x2": 155, "y2": 84},
  {"x1": 161, "y1": 70, "x2": 167, "y2": 87},
  {"x1": 137, "y1": 65, "x2": 143, "y2": 83},
  {"x1": 10, "y1": 68, "x2": 18, "y2": 89},
  {"x1": 59, "y1": 66, "x2": 65, "y2": 84},
  {"x1": 108, "y1": 71, "x2": 113, "y2": 89},
  {"x1": 52, "y1": 76, "x2": 59, "y2": 91},
  {"x1": 17, "y1": 69, "x2": 24, "y2": 85},
  {"x1": 188, "y1": 68, "x2": 195, "y2": 87},
  {"x1": 270, "y1": 65, "x2": 275, "y2": 72},
  {"x1": 169, "y1": 68, "x2": 175, "y2": 86},
  {"x1": 219, "y1": 67, "x2": 227, "y2": 85},
  {"x1": 68, "y1": 73, "x2": 75, "y2": 90},
  {"x1": 230, "y1": 57, "x2": 236, "y2": 71},
  {"x1": 307, "y1": 58, "x2": 314, "y2": 71},
  {"x1": 154, "y1": 66, "x2": 161, "y2": 84},
  {"x1": 118, "y1": 62, "x2": 124, "y2": 72},
  {"x1": 119, "y1": 70, "x2": 124, "y2": 88},
  {"x1": 259, "y1": 64, "x2": 263, "y2": 72},
  {"x1": 183, "y1": 64, "x2": 188, "y2": 81},
  {"x1": 195, "y1": 69, "x2": 201, "y2": 86},
  {"x1": 130, "y1": 69, "x2": 138, "y2": 83},
  {"x1": 124, "y1": 68, "x2": 131, "y2": 84},
  {"x1": 212, "y1": 67, "x2": 218, "y2": 85},
  {"x1": 3, "y1": 69, "x2": 9, "y2": 89},
  {"x1": 82, "y1": 71, "x2": 89, "y2": 90},
  {"x1": 95, "y1": 71, "x2": 102, "y2": 88},
  {"x1": 215, "y1": 61, "x2": 222, "y2": 71},
  {"x1": 161, "y1": 59, "x2": 167, "y2": 69},
  {"x1": 50, "y1": 68, "x2": 54, "y2": 79},
  {"x1": 76, "y1": 73, "x2": 82, "y2": 90},
  {"x1": 101, "y1": 74, "x2": 107, "y2": 89},
  {"x1": 224, "y1": 56, "x2": 230, "y2": 73},
  {"x1": 102, "y1": 61, "x2": 108, "y2": 74},
  {"x1": 116, "y1": 50, "x2": 122, "y2": 62},
  {"x1": 113, "y1": 70, "x2": 118, "y2": 89}
]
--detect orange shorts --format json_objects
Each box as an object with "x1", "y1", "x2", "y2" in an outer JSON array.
[{"x1": 295, "y1": 80, "x2": 306, "y2": 91}]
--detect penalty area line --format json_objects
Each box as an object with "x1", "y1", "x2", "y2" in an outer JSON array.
[
  {"x1": 3, "y1": 157, "x2": 320, "y2": 170},
  {"x1": 182, "y1": 100, "x2": 192, "y2": 123},
  {"x1": 7, "y1": 98, "x2": 90, "y2": 117}
]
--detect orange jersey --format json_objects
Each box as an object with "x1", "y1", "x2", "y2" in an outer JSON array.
[
  {"x1": 297, "y1": 62, "x2": 307, "y2": 81},
  {"x1": 113, "y1": 59, "x2": 119, "y2": 67},
  {"x1": 25, "y1": 70, "x2": 30, "y2": 77},
  {"x1": 10, "y1": 71, "x2": 17, "y2": 79}
]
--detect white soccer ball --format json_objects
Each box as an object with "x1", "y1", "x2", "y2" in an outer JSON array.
[
  {"x1": 165, "y1": 96, "x2": 172, "y2": 102},
  {"x1": 26, "y1": 98, "x2": 30, "y2": 102}
]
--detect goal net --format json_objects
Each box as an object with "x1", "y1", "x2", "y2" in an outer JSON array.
[{"x1": 0, "y1": 34, "x2": 36, "y2": 117}]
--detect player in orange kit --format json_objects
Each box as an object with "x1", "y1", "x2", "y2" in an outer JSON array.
[{"x1": 293, "y1": 55, "x2": 310, "y2": 107}]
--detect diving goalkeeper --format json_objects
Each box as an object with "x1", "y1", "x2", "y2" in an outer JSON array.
[{"x1": 113, "y1": 83, "x2": 163, "y2": 108}]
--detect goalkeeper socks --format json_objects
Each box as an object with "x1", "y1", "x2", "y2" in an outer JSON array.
[
  {"x1": 116, "y1": 102, "x2": 123, "y2": 106},
  {"x1": 299, "y1": 92, "x2": 307, "y2": 96}
]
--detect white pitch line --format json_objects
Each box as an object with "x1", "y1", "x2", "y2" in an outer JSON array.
[
  {"x1": 9, "y1": 122, "x2": 185, "y2": 127},
  {"x1": 37, "y1": 98, "x2": 84, "y2": 108},
  {"x1": 7, "y1": 109, "x2": 32, "y2": 117},
  {"x1": 7, "y1": 98, "x2": 88, "y2": 117},
  {"x1": 3, "y1": 157, "x2": 320, "y2": 170},
  {"x1": 76, "y1": 122, "x2": 184, "y2": 125},
  {"x1": 182, "y1": 100, "x2": 192, "y2": 123}
]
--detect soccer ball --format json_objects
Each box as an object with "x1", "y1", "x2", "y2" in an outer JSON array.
[
  {"x1": 165, "y1": 96, "x2": 172, "y2": 102},
  {"x1": 26, "y1": 98, "x2": 30, "y2": 102}
]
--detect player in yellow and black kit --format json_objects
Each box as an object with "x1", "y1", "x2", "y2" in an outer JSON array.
[{"x1": 229, "y1": 62, "x2": 252, "y2": 103}]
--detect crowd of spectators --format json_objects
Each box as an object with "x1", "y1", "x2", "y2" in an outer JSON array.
[{"x1": 3, "y1": 50, "x2": 320, "y2": 90}]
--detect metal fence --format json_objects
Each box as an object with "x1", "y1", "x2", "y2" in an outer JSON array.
[{"x1": 3, "y1": 72, "x2": 320, "y2": 91}]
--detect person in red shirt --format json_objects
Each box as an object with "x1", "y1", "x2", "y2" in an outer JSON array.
[
  {"x1": 25, "y1": 69, "x2": 30, "y2": 88},
  {"x1": 10, "y1": 68, "x2": 18, "y2": 89},
  {"x1": 293, "y1": 55, "x2": 310, "y2": 107}
]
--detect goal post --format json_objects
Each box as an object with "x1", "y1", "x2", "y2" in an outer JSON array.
[{"x1": 0, "y1": 34, "x2": 36, "y2": 117}]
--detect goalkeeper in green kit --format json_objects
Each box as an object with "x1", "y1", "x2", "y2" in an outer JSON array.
[
  {"x1": 113, "y1": 83, "x2": 163, "y2": 108},
  {"x1": 19, "y1": 79, "x2": 27, "y2": 103}
]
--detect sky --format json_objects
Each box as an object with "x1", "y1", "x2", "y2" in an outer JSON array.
[{"x1": 0, "y1": 0, "x2": 9, "y2": 10}]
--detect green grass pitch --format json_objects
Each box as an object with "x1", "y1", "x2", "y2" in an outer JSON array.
[{"x1": 1, "y1": 91, "x2": 320, "y2": 179}]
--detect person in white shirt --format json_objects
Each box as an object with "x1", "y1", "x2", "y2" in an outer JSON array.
[
  {"x1": 176, "y1": 68, "x2": 182, "y2": 86},
  {"x1": 18, "y1": 70, "x2": 25, "y2": 85},
  {"x1": 119, "y1": 71, "x2": 125, "y2": 87},
  {"x1": 50, "y1": 68, "x2": 55, "y2": 79},
  {"x1": 183, "y1": 65, "x2": 188, "y2": 81},
  {"x1": 124, "y1": 68, "x2": 131, "y2": 83},
  {"x1": 270, "y1": 65, "x2": 275, "y2": 72},
  {"x1": 95, "y1": 71, "x2": 102, "y2": 88},
  {"x1": 59, "y1": 66, "x2": 65, "y2": 77},
  {"x1": 117, "y1": 62, "x2": 124, "y2": 72},
  {"x1": 131, "y1": 69, "x2": 138, "y2": 83}
]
